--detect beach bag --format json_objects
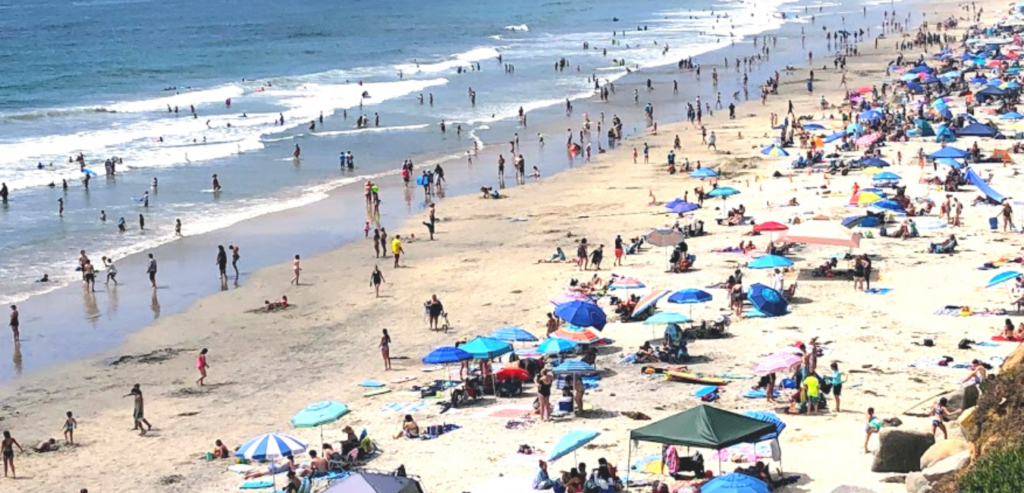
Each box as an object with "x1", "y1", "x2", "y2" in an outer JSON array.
[{"x1": 820, "y1": 379, "x2": 833, "y2": 395}]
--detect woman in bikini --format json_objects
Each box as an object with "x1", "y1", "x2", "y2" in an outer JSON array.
[
  {"x1": 931, "y1": 398, "x2": 957, "y2": 439},
  {"x1": 380, "y1": 329, "x2": 392, "y2": 371},
  {"x1": 2, "y1": 430, "x2": 24, "y2": 478}
]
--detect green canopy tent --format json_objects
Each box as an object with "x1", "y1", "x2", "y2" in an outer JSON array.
[{"x1": 627, "y1": 404, "x2": 779, "y2": 476}]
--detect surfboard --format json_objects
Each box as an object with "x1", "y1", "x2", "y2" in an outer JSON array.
[
  {"x1": 421, "y1": 366, "x2": 443, "y2": 372},
  {"x1": 228, "y1": 464, "x2": 254, "y2": 473},
  {"x1": 359, "y1": 380, "x2": 386, "y2": 388},
  {"x1": 363, "y1": 388, "x2": 392, "y2": 397},
  {"x1": 391, "y1": 376, "x2": 415, "y2": 383},
  {"x1": 415, "y1": 176, "x2": 428, "y2": 186},
  {"x1": 694, "y1": 386, "x2": 719, "y2": 397},
  {"x1": 82, "y1": 168, "x2": 97, "y2": 176},
  {"x1": 664, "y1": 371, "x2": 728, "y2": 386}
]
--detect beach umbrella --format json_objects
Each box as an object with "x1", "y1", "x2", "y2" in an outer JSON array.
[
  {"x1": 631, "y1": 289, "x2": 671, "y2": 318},
  {"x1": 1000, "y1": 111, "x2": 1023, "y2": 120},
  {"x1": 708, "y1": 187, "x2": 740, "y2": 199},
  {"x1": 495, "y1": 367, "x2": 529, "y2": 381},
  {"x1": 802, "y1": 123, "x2": 826, "y2": 131},
  {"x1": 900, "y1": 73, "x2": 919, "y2": 81},
  {"x1": 553, "y1": 326, "x2": 601, "y2": 344},
  {"x1": 643, "y1": 311, "x2": 692, "y2": 325},
  {"x1": 668, "y1": 288, "x2": 712, "y2": 305},
  {"x1": 985, "y1": 270, "x2": 1022, "y2": 288},
  {"x1": 859, "y1": 109, "x2": 883, "y2": 121},
  {"x1": 701, "y1": 473, "x2": 770, "y2": 493},
  {"x1": 871, "y1": 199, "x2": 906, "y2": 213},
  {"x1": 422, "y1": 346, "x2": 472, "y2": 365},
  {"x1": 841, "y1": 215, "x2": 881, "y2": 228},
  {"x1": 936, "y1": 157, "x2": 965, "y2": 169},
  {"x1": 553, "y1": 360, "x2": 599, "y2": 376},
  {"x1": 824, "y1": 131, "x2": 846, "y2": 143},
  {"x1": 551, "y1": 292, "x2": 591, "y2": 305},
  {"x1": 855, "y1": 134, "x2": 879, "y2": 147},
  {"x1": 760, "y1": 144, "x2": 789, "y2": 157},
  {"x1": 908, "y1": 65, "x2": 933, "y2": 74},
  {"x1": 460, "y1": 337, "x2": 513, "y2": 360},
  {"x1": 861, "y1": 157, "x2": 891, "y2": 167},
  {"x1": 861, "y1": 167, "x2": 883, "y2": 176},
  {"x1": 549, "y1": 430, "x2": 600, "y2": 462},
  {"x1": 554, "y1": 301, "x2": 607, "y2": 330},
  {"x1": 491, "y1": 326, "x2": 539, "y2": 343},
  {"x1": 929, "y1": 146, "x2": 969, "y2": 159},
  {"x1": 690, "y1": 168, "x2": 719, "y2": 179},
  {"x1": 610, "y1": 276, "x2": 645, "y2": 290},
  {"x1": 538, "y1": 337, "x2": 578, "y2": 355},
  {"x1": 754, "y1": 349, "x2": 803, "y2": 375},
  {"x1": 291, "y1": 400, "x2": 350, "y2": 444},
  {"x1": 235, "y1": 433, "x2": 308, "y2": 462},
  {"x1": 742, "y1": 411, "x2": 787, "y2": 441},
  {"x1": 855, "y1": 86, "x2": 873, "y2": 94},
  {"x1": 747, "y1": 255, "x2": 794, "y2": 269},
  {"x1": 778, "y1": 221, "x2": 861, "y2": 248},
  {"x1": 753, "y1": 221, "x2": 788, "y2": 233},
  {"x1": 645, "y1": 228, "x2": 686, "y2": 247},
  {"x1": 845, "y1": 123, "x2": 864, "y2": 135},
  {"x1": 873, "y1": 171, "x2": 901, "y2": 181},
  {"x1": 747, "y1": 283, "x2": 789, "y2": 317},
  {"x1": 665, "y1": 200, "x2": 700, "y2": 214}
]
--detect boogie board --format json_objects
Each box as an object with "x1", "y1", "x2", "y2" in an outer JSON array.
[
  {"x1": 359, "y1": 380, "x2": 386, "y2": 388},
  {"x1": 694, "y1": 386, "x2": 719, "y2": 397},
  {"x1": 415, "y1": 176, "x2": 428, "y2": 186},
  {"x1": 82, "y1": 168, "x2": 97, "y2": 176},
  {"x1": 363, "y1": 388, "x2": 392, "y2": 397},
  {"x1": 664, "y1": 371, "x2": 728, "y2": 386}
]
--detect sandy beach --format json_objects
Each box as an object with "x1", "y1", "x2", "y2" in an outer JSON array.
[{"x1": 2, "y1": 0, "x2": 1022, "y2": 492}]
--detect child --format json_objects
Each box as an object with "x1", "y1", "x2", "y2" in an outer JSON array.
[
  {"x1": 864, "y1": 407, "x2": 880, "y2": 453},
  {"x1": 196, "y1": 348, "x2": 210, "y2": 386},
  {"x1": 363, "y1": 222, "x2": 370, "y2": 238},
  {"x1": 931, "y1": 398, "x2": 958, "y2": 439},
  {"x1": 63, "y1": 411, "x2": 77, "y2": 445}
]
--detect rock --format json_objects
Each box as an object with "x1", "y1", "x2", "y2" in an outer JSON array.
[
  {"x1": 829, "y1": 486, "x2": 876, "y2": 493},
  {"x1": 922, "y1": 450, "x2": 971, "y2": 482},
  {"x1": 946, "y1": 385, "x2": 979, "y2": 412},
  {"x1": 920, "y1": 439, "x2": 970, "y2": 469},
  {"x1": 905, "y1": 472, "x2": 929, "y2": 493},
  {"x1": 958, "y1": 407, "x2": 978, "y2": 440},
  {"x1": 871, "y1": 429, "x2": 936, "y2": 473}
]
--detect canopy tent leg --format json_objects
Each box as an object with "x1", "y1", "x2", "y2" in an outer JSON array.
[{"x1": 625, "y1": 441, "x2": 633, "y2": 490}]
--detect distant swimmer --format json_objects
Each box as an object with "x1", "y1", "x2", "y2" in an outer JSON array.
[
  {"x1": 57, "y1": 198, "x2": 64, "y2": 216},
  {"x1": 139, "y1": 214, "x2": 145, "y2": 231},
  {"x1": 175, "y1": 219, "x2": 182, "y2": 236},
  {"x1": 142, "y1": 191, "x2": 149, "y2": 208},
  {"x1": 0, "y1": 182, "x2": 8, "y2": 203},
  {"x1": 212, "y1": 174, "x2": 222, "y2": 192},
  {"x1": 100, "y1": 210, "x2": 106, "y2": 222},
  {"x1": 152, "y1": 177, "x2": 158, "y2": 190},
  {"x1": 293, "y1": 144, "x2": 301, "y2": 160},
  {"x1": 225, "y1": 98, "x2": 231, "y2": 108},
  {"x1": 117, "y1": 217, "x2": 126, "y2": 233},
  {"x1": 309, "y1": 120, "x2": 316, "y2": 131}
]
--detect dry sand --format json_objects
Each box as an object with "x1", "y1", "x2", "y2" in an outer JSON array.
[{"x1": 1, "y1": 1, "x2": 1020, "y2": 492}]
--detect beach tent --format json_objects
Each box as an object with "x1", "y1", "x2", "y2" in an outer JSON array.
[
  {"x1": 778, "y1": 221, "x2": 861, "y2": 248},
  {"x1": 935, "y1": 125, "x2": 956, "y2": 143},
  {"x1": 914, "y1": 119, "x2": 935, "y2": 136},
  {"x1": 975, "y1": 85, "x2": 1007, "y2": 98},
  {"x1": 966, "y1": 168, "x2": 1006, "y2": 203},
  {"x1": 628, "y1": 405, "x2": 777, "y2": 473},
  {"x1": 956, "y1": 122, "x2": 999, "y2": 137},
  {"x1": 928, "y1": 146, "x2": 969, "y2": 159},
  {"x1": 701, "y1": 473, "x2": 770, "y2": 493},
  {"x1": 321, "y1": 471, "x2": 425, "y2": 493}
]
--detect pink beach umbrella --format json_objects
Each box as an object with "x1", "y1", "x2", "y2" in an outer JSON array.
[
  {"x1": 855, "y1": 134, "x2": 879, "y2": 147},
  {"x1": 754, "y1": 350, "x2": 803, "y2": 375},
  {"x1": 551, "y1": 292, "x2": 591, "y2": 305}
]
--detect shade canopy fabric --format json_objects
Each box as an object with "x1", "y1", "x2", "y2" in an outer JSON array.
[
  {"x1": 291, "y1": 401, "x2": 350, "y2": 428},
  {"x1": 321, "y1": 471, "x2": 425, "y2": 493},
  {"x1": 667, "y1": 288, "x2": 712, "y2": 304},
  {"x1": 422, "y1": 346, "x2": 473, "y2": 364},
  {"x1": 701, "y1": 473, "x2": 770, "y2": 493},
  {"x1": 631, "y1": 289, "x2": 671, "y2": 317},
  {"x1": 629, "y1": 405, "x2": 777, "y2": 450},
  {"x1": 549, "y1": 430, "x2": 600, "y2": 462},
  {"x1": 491, "y1": 326, "x2": 539, "y2": 342},
  {"x1": 752, "y1": 221, "x2": 788, "y2": 233},
  {"x1": 538, "y1": 337, "x2": 578, "y2": 354},
  {"x1": 747, "y1": 255, "x2": 794, "y2": 270},
  {"x1": 460, "y1": 337, "x2": 514, "y2": 359},
  {"x1": 643, "y1": 311, "x2": 692, "y2": 325},
  {"x1": 645, "y1": 228, "x2": 686, "y2": 247},
  {"x1": 778, "y1": 221, "x2": 861, "y2": 248}
]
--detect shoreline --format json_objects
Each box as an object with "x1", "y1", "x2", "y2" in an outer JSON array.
[{"x1": 3, "y1": 1, "x2": 1014, "y2": 492}]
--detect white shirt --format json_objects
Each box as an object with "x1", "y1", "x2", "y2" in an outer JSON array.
[{"x1": 772, "y1": 272, "x2": 785, "y2": 292}]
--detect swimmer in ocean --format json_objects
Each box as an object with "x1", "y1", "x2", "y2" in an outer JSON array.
[
  {"x1": 293, "y1": 144, "x2": 301, "y2": 160},
  {"x1": 212, "y1": 174, "x2": 222, "y2": 192}
]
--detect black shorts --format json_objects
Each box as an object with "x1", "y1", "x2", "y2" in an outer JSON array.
[
  {"x1": 218, "y1": 264, "x2": 227, "y2": 274},
  {"x1": 832, "y1": 384, "x2": 842, "y2": 397},
  {"x1": 148, "y1": 272, "x2": 156, "y2": 281}
]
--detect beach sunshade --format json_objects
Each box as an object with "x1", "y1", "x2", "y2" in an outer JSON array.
[
  {"x1": 872, "y1": 199, "x2": 906, "y2": 213},
  {"x1": 824, "y1": 131, "x2": 846, "y2": 143},
  {"x1": 908, "y1": 65, "x2": 933, "y2": 74},
  {"x1": 747, "y1": 255, "x2": 794, "y2": 270},
  {"x1": 553, "y1": 360, "x2": 599, "y2": 376},
  {"x1": 873, "y1": 171, "x2": 901, "y2": 181},
  {"x1": 554, "y1": 300, "x2": 607, "y2": 330},
  {"x1": 552, "y1": 327, "x2": 601, "y2": 344},
  {"x1": 747, "y1": 283, "x2": 788, "y2": 317},
  {"x1": 956, "y1": 122, "x2": 998, "y2": 137},
  {"x1": 928, "y1": 146, "x2": 969, "y2": 159},
  {"x1": 841, "y1": 215, "x2": 881, "y2": 228},
  {"x1": 665, "y1": 200, "x2": 700, "y2": 214},
  {"x1": 551, "y1": 292, "x2": 591, "y2": 305},
  {"x1": 760, "y1": 144, "x2": 789, "y2": 157},
  {"x1": 643, "y1": 311, "x2": 692, "y2": 325},
  {"x1": 861, "y1": 167, "x2": 883, "y2": 176},
  {"x1": 1000, "y1": 111, "x2": 1023, "y2": 120},
  {"x1": 549, "y1": 430, "x2": 599, "y2": 462},
  {"x1": 754, "y1": 349, "x2": 803, "y2": 375},
  {"x1": 491, "y1": 326, "x2": 538, "y2": 343},
  {"x1": 629, "y1": 404, "x2": 777, "y2": 450},
  {"x1": 321, "y1": 471, "x2": 423, "y2": 493},
  {"x1": 855, "y1": 134, "x2": 879, "y2": 147},
  {"x1": 422, "y1": 346, "x2": 472, "y2": 364},
  {"x1": 291, "y1": 401, "x2": 350, "y2": 428},
  {"x1": 610, "y1": 276, "x2": 646, "y2": 290},
  {"x1": 936, "y1": 157, "x2": 964, "y2": 169},
  {"x1": 460, "y1": 337, "x2": 513, "y2": 359},
  {"x1": 855, "y1": 86, "x2": 873, "y2": 94},
  {"x1": 860, "y1": 157, "x2": 891, "y2": 167},
  {"x1": 753, "y1": 221, "x2": 788, "y2": 233},
  {"x1": 778, "y1": 221, "x2": 861, "y2": 248},
  {"x1": 645, "y1": 228, "x2": 686, "y2": 247},
  {"x1": 538, "y1": 337, "x2": 578, "y2": 354},
  {"x1": 631, "y1": 289, "x2": 671, "y2": 317},
  {"x1": 690, "y1": 168, "x2": 719, "y2": 179},
  {"x1": 900, "y1": 73, "x2": 919, "y2": 81},
  {"x1": 701, "y1": 473, "x2": 770, "y2": 493},
  {"x1": 668, "y1": 288, "x2": 712, "y2": 304},
  {"x1": 845, "y1": 123, "x2": 864, "y2": 134},
  {"x1": 235, "y1": 433, "x2": 308, "y2": 461},
  {"x1": 985, "y1": 270, "x2": 1022, "y2": 288},
  {"x1": 707, "y1": 186, "x2": 740, "y2": 198},
  {"x1": 859, "y1": 109, "x2": 883, "y2": 122},
  {"x1": 742, "y1": 411, "x2": 787, "y2": 441},
  {"x1": 495, "y1": 367, "x2": 530, "y2": 381},
  {"x1": 801, "y1": 123, "x2": 826, "y2": 131}
]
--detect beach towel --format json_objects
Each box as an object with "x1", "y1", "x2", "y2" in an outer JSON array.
[
  {"x1": 312, "y1": 471, "x2": 350, "y2": 482},
  {"x1": 866, "y1": 288, "x2": 893, "y2": 295},
  {"x1": 239, "y1": 480, "x2": 274, "y2": 489},
  {"x1": 992, "y1": 335, "x2": 1024, "y2": 342},
  {"x1": 380, "y1": 401, "x2": 429, "y2": 413},
  {"x1": 419, "y1": 423, "x2": 461, "y2": 440},
  {"x1": 360, "y1": 380, "x2": 386, "y2": 388},
  {"x1": 934, "y1": 306, "x2": 1008, "y2": 317},
  {"x1": 619, "y1": 354, "x2": 638, "y2": 364},
  {"x1": 487, "y1": 407, "x2": 532, "y2": 418},
  {"x1": 743, "y1": 389, "x2": 780, "y2": 399},
  {"x1": 630, "y1": 453, "x2": 662, "y2": 473},
  {"x1": 743, "y1": 309, "x2": 773, "y2": 318}
]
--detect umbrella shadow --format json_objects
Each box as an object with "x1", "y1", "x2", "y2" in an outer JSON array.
[{"x1": 788, "y1": 296, "x2": 814, "y2": 305}]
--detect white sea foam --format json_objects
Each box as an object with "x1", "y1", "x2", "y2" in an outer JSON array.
[
  {"x1": 394, "y1": 47, "x2": 501, "y2": 75},
  {"x1": 505, "y1": 24, "x2": 529, "y2": 31}
]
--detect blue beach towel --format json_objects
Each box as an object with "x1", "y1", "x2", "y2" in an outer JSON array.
[
  {"x1": 866, "y1": 288, "x2": 893, "y2": 295},
  {"x1": 240, "y1": 480, "x2": 274, "y2": 489},
  {"x1": 742, "y1": 389, "x2": 780, "y2": 398},
  {"x1": 360, "y1": 380, "x2": 386, "y2": 388}
]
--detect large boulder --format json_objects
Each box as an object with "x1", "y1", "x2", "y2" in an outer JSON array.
[
  {"x1": 920, "y1": 439, "x2": 970, "y2": 469},
  {"x1": 945, "y1": 385, "x2": 979, "y2": 412},
  {"x1": 904, "y1": 472, "x2": 930, "y2": 493},
  {"x1": 871, "y1": 429, "x2": 936, "y2": 473},
  {"x1": 958, "y1": 407, "x2": 978, "y2": 440},
  {"x1": 922, "y1": 450, "x2": 971, "y2": 482}
]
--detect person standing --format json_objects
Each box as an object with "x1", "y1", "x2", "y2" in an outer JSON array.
[
  {"x1": 124, "y1": 384, "x2": 153, "y2": 435},
  {"x1": 230, "y1": 245, "x2": 240, "y2": 280},
  {"x1": 146, "y1": 254, "x2": 158, "y2": 289},
  {"x1": 391, "y1": 235, "x2": 404, "y2": 268},
  {"x1": 372, "y1": 229, "x2": 381, "y2": 258},
  {"x1": 63, "y1": 411, "x2": 77, "y2": 445},
  {"x1": 829, "y1": 362, "x2": 845, "y2": 412},
  {"x1": 379, "y1": 228, "x2": 389, "y2": 258},
  {"x1": 196, "y1": 348, "x2": 210, "y2": 386},
  {"x1": 8, "y1": 305, "x2": 19, "y2": 343},
  {"x1": 370, "y1": 266, "x2": 385, "y2": 297},
  {"x1": 291, "y1": 255, "x2": 302, "y2": 285},
  {"x1": 216, "y1": 246, "x2": 228, "y2": 283},
  {"x1": 2, "y1": 430, "x2": 24, "y2": 478},
  {"x1": 546, "y1": 313, "x2": 559, "y2": 336},
  {"x1": 175, "y1": 219, "x2": 182, "y2": 236},
  {"x1": 613, "y1": 235, "x2": 624, "y2": 267},
  {"x1": 380, "y1": 329, "x2": 392, "y2": 371},
  {"x1": 103, "y1": 256, "x2": 118, "y2": 285},
  {"x1": 423, "y1": 204, "x2": 436, "y2": 240}
]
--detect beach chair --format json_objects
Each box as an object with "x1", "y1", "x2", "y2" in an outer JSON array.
[{"x1": 783, "y1": 282, "x2": 798, "y2": 301}]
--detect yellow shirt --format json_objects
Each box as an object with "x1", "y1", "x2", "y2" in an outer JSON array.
[
  {"x1": 804, "y1": 376, "x2": 819, "y2": 398},
  {"x1": 391, "y1": 238, "x2": 402, "y2": 255}
]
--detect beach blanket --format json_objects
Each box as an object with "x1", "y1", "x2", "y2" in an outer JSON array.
[
  {"x1": 631, "y1": 452, "x2": 662, "y2": 472},
  {"x1": 710, "y1": 442, "x2": 772, "y2": 463},
  {"x1": 992, "y1": 335, "x2": 1024, "y2": 343},
  {"x1": 619, "y1": 354, "x2": 638, "y2": 364},
  {"x1": 380, "y1": 401, "x2": 429, "y2": 413},
  {"x1": 934, "y1": 306, "x2": 1008, "y2": 317},
  {"x1": 487, "y1": 407, "x2": 532, "y2": 419},
  {"x1": 239, "y1": 480, "x2": 274, "y2": 489},
  {"x1": 865, "y1": 288, "x2": 893, "y2": 295},
  {"x1": 419, "y1": 423, "x2": 461, "y2": 440},
  {"x1": 743, "y1": 389, "x2": 780, "y2": 399}
]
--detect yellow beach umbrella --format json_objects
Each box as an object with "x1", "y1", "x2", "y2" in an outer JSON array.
[
  {"x1": 855, "y1": 191, "x2": 883, "y2": 205},
  {"x1": 861, "y1": 166, "x2": 883, "y2": 175}
]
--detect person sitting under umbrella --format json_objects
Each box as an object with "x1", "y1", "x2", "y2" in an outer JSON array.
[
  {"x1": 211, "y1": 439, "x2": 230, "y2": 459},
  {"x1": 340, "y1": 426, "x2": 360, "y2": 455},
  {"x1": 636, "y1": 341, "x2": 660, "y2": 363}
]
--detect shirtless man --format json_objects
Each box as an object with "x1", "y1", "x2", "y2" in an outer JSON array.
[{"x1": 124, "y1": 384, "x2": 153, "y2": 435}]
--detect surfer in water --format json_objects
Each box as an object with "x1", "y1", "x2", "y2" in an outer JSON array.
[{"x1": 212, "y1": 174, "x2": 222, "y2": 193}]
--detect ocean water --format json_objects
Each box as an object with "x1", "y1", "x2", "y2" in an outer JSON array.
[{"x1": 0, "y1": 0, "x2": 801, "y2": 304}]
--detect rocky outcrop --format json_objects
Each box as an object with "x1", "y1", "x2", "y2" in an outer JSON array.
[
  {"x1": 922, "y1": 450, "x2": 971, "y2": 482},
  {"x1": 920, "y1": 439, "x2": 970, "y2": 470},
  {"x1": 872, "y1": 429, "x2": 936, "y2": 473}
]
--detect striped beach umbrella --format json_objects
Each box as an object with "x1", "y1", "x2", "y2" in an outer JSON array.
[
  {"x1": 610, "y1": 277, "x2": 645, "y2": 290},
  {"x1": 760, "y1": 144, "x2": 789, "y2": 157},
  {"x1": 553, "y1": 326, "x2": 601, "y2": 344},
  {"x1": 538, "y1": 337, "x2": 578, "y2": 355},
  {"x1": 491, "y1": 326, "x2": 539, "y2": 343},
  {"x1": 235, "y1": 433, "x2": 307, "y2": 461}
]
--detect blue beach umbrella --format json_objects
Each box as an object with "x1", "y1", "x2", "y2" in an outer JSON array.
[
  {"x1": 872, "y1": 199, "x2": 906, "y2": 213},
  {"x1": 549, "y1": 430, "x2": 600, "y2": 462},
  {"x1": 842, "y1": 215, "x2": 881, "y2": 228},
  {"x1": 491, "y1": 326, "x2": 538, "y2": 343},
  {"x1": 460, "y1": 337, "x2": 513, "y2": 359},
  {"x1": 554, "y1": 300, "x2": 607, "y2": 330},
  {"x1": 873, "y1": 171, "x2": 901, "y2": 181},
  {"x1": 861, "y1": 157, "x2": 891, "y2": 167},
  {"x1": 422, "y1": 346, "x2": 472, "y2": 365},
  {"x1": 1000, "y1": 111, "x2": 1023, "y2": 120},
  {"x1": 743, "y1": 411, "x2": 787, "y2": 441},
  {"x1": 702, "y1": 473, "x2": 770, "y2": 493},
  {"x1": 845, "y1": 123, "x2": 864, "y2": 135},
  {"x1": 707, "y1": 186, "x2": 740, "y2": 198},
  {"x1": 747, "y1": 255, "x2": 794, "y2": 269},
  {"x1": 802, "y1": 123, "x2": 826, "y2": 131},
  {"x1": 900, "y1": 73, "x2": 919, "y2": 81},
  {"x1": 859, "y1": 109, "x2": 883, "y2": 122},
  {"x1": 985, "y1": 270, "x2": 1022, "y2": 288},
  {"x1": 291, "y1": 400, "x2": 350, "y2": 444},
  {"x1": 929, "y1": 147, "x2": 969, "y2": 159},
  {"x1": 668, "y1": 288, "x2": 712, "y2": 304},
  {"x1": 643, "y1": 311, "x2": 692, "y2": 325},
  {"x1": 666, "y1": 200, "x2": 700, "y2": 214},
  {"x1": 747, "y1": 283, "x2": 788, "y2": 317},
  {"x1": 690, "y1": 168, "x2": 720, "y2": 179},
  {"x1": 538, "y1": 337, "x2": 578, "y2": 355},
  {"x1": 937, "y1": 157, "x2": 964, "y2": 169},
  {"x1": 235, "y1": 433, "x2": 307, "y2": 462},
  {"x1": 760, "y1": 144, "x2": 789, "y2": 157},
  {"x1": 824, "y1": 131, "x2": 846, "y2": 143},
  {"x1": 553, "y1": 360, "x2": 599, "y2": 376}
]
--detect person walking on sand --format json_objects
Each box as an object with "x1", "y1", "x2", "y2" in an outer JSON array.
[
  {"x1": 146, "y1": 254, "x2": 158, "y2": 289},
  {"x1": 707, "y1": 131, "x2": 717, "y2": 150},
  {"x1": 380, "y1": 228, "x2": 389, "y2": 258},
  {"x1": 614, "y1": 235, "x2": 624, "y2": 267},
  {"x1": 196, "y1": 348, "x2": 210, "y2": 386},
  {"x1": 175, "y1": 218, "x2": 182, "y2": 236},
  {"x1": 373, "y1": 229, "x2": 381, "y2": 258},
  {"x1": 864, "y1": 407, "x2": 879, "y2": 453},
  {"x1": 380, "y1": 329, "x2": 392, "y2": 370},
  {"x1": 124, "y1": 384, "x2": 152, "y2": 435},
  {"x1": 63, "y1": 411, "x2": 77, "y2": 445},
  {"x1": 423, "y1": 203, "x2": 436, "y2": 240},
  {"x1": 103, "y1": 256, "x2": 118, "y2": 285},
  {"x1": 391, "y1": 235, "x2": 405, "y2": 268},
  {"x1": 9, "y1": 305, "x2": 19, "y2": 343},
  {"x1": 371, "y1": 266, "x2": 385, "y2": 297},
  {"x1": 216, "y1": 246, "x2": 228, "y2": 283},
  {"x1": 291, "y1": 255, "x2": 302, "y2": 285},
  {"x1": 2, "y1": 430, "x2": 24, "y2": 478}
]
